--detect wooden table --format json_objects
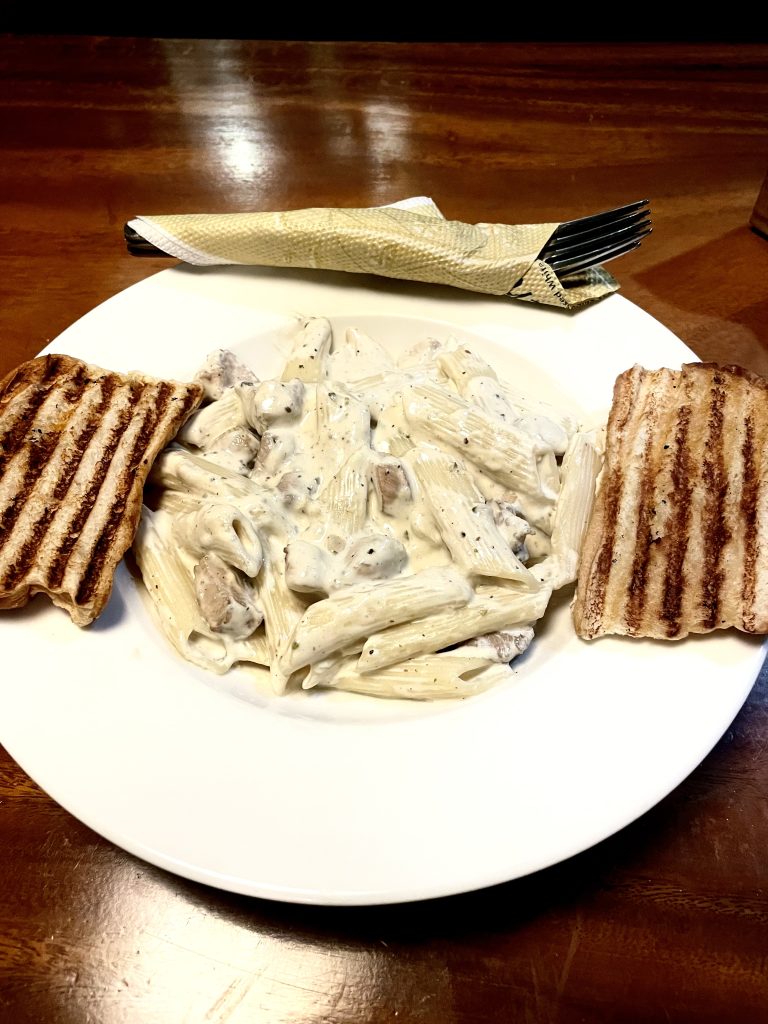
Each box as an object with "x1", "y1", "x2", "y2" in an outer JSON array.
[{"x1": 2, "y1": 36, "x2": 768, "y2": 1023}]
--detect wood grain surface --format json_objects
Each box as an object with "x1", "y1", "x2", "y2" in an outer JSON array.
[{"x1": 1, "y1": 35, "x2": 768, "y2": 1024}]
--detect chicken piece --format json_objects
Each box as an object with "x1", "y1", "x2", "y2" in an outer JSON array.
[
  {"x1": 489, "y1": 500, "x2": 535, "y2": 557},
  {"x1": 239, "y1": 379, "x2": 305, "y2": 434},
  {"x1": 332, "y1": 533, "x2": 408, "y2": 589},
  {"x1": 371, "y1": 458, "x2": 412, "y2": 518},
  {"x1": 285, "y1": 539, "x2": 331, "y2": 594},
  {"x1": 173, "y1": 501, "x2": 262, "y2": 577},
  {"x1": 194, "y1": 553, "x2": 262, "y2": 639},
  {"x1": 464, "y1": 626, "x2": 534, "y2": 663},
  {"x1": 205, "y1": 427, "x2": 261, "y2": 475},
  {"x1": 194, "y1": 349, "x2": 259, "y2": 402},
  {"x1": 254, "y1": 431, "x2": 295, "y2": 475},
  {"x1": 276, "y1": 470, "x2": 321, "y2": 512}
]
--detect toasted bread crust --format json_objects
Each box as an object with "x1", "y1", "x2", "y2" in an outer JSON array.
[
  {"x1": 573, "y1": 362, "x2": 768, "y2": 640},
  {"x1": 0, "y1": 353, "x2": 203, "y2": 625}
]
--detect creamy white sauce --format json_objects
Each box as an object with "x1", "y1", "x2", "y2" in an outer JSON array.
[{"x1": 143, "y1": 324, "x2": 597, "y2": 699}]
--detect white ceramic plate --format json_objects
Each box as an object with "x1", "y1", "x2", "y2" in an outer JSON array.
[{"x1": 2, "y1": 266, "x2": 764, "y2": 905}]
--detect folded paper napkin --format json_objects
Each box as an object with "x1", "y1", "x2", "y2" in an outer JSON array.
[{"x1": 127, "y1": 196, "x2": 619, "y2": 309}]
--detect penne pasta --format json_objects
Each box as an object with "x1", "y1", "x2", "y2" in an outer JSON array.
[
  {"x1": 359, "y1": 583, "x2": 552, "y2": 672},
  {"x1": 314, "y1": 449, "x2": 370, "y2": 537},
  {"x1": 407, "y1": 446, "x2": 538, "y2": 586},
  {"x1": 255, "y1": 532, "x2": 309, "y2": 694},
  {"x1": 281, "y1": 317, "x2": 332, "y2": 382},
  {"x1": 134, "y1": 507, "x2": 270, "y2": 674},
  {"x1": 403, "y1": 381, "x2": 553, "y2": 499},
  {"x1": 463, "y1": 376, "x2": 573, "y2": 455},
  {"x1": 327, "y1": 326, "x2": 395, "y2": 383},
  {"x1": 176, "y1": 387, "x2": 248, "y2": 448},
  {"x1": 151, "y1": 445, "x2": 263, "y2": 500},
  {"x1": 435, "y1": 341, "x2": 498, "y2": 386},
  {"x1": 278, "y1": 566, "x2": 474, "y2": 675},
  {"x1": 527, "y1": 431, "x2": 603, "y2": 589},
  {"x1": 312, "y1": 384, "x2": 371, "y2": 468},
  {"x1": 134, "y1": 506, "x2": 207, "y2": 661},
  {"x1": 134, "y1": 318, "x2": 600, "y2": 701},
  {"x1": 551, "y1": 431, "x2": 602, "y2": 560},
  {"x1": 172, "y1": 500, "x2": 263, "y2": 577},
  {"x1": 321, "y1": 653, "x2": 502, "y2": 700}
]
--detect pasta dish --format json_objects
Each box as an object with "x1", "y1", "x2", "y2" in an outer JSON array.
[{"x1": 133, "y1": 317, "x2": 601, "y2": 699}]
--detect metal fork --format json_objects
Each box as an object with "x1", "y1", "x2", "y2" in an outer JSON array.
[
  {"x1": 539, "y1": 198, "x2": 652, "y2": 278},
  {"x1": 124, "y1": 199, "x2": 652, "y2": 269}
]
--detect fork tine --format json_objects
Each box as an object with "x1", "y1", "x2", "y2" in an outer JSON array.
[
  {"x1": 539, "y1": 199, "x2": 652, "y2": 276},
  {"x1": 550, "y1": 228, "x2": 652, "y2": 276},
  {"x1": 548, "y1": 209, "x2": 651, "y2": 258},
  {"x1": 542, "y1": 206, "x2": 650, "y2": 260},
  {"x1": 551, "y1": 199, "x2": 650, "y2": 240},
  {"x1": 546, "y1": 213, "x2": 652, "y2": 263}
]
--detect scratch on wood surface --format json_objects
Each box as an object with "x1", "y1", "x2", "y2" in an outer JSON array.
[
  {"x1": 528, "y1": 960, "x2": 543, "y2": 1024},
  {"x1": 142, "y1": 930, "x2": 255, "y2": 973},
  {"x1": 556, "y1": 916, "x2": 583, "y2": 997},
  {"x1": 204, "y1": 975, "x2": 257, "y2": 1022},
  {"x1": 324, "y1": 970, "x2": 349, "y2": 1018}
]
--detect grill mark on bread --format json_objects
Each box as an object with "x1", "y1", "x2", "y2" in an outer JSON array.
[
  {"x1": 0, "y1": 410, "x2": 68, "y2": 574},
  {"x1": 624, "y1": 392, "x2": 661, "y2": 633},
  {"x1": 584, "y1": 466, "x2": 623, "y2": 635},
  {"x1": 660, "y1": 405, "x2": 693, "y2": 637},
  {"x1": 574, "y1": 365, "x2": 643, "y2": 637},
  {"x1": 45, "y1": 384, "x2": 141, "y2": 589},
  {"x1": 0, "y1": 352, "x2": 63, "y2": 408},
  {"x1": 53, "y1": 377, "x2": 117, "y2": 501},
  {"x1": 740, "y1": 415, "x2": 758, "y2": 631},
  {"x1": 61, "y1": 363, "x2": 90, "y2": 404},
  {"x1": 0, "y1": 353, "x2": 203, "y2": 624},
  {"x1": 0, "y1": 412, "x2": 67, "y2": 553},
  {"x1": 699, "y1": 375, "x2": 729, "y2": 630},
  {"x1": 1, "y1": 377, "x2": 119, "y2": 587},
  {"x1": 75, "y1": 382, "x2": 203, "y2": 605},
  {"x1": 0, "y1": 352, "x2": 204, "y2": 622},
  {"x1": 0, "y1": 356, "x2": 73, "y2": 479},
  {"x1": 574, "y1": 360, "x2": 768, "y2": 640},
  {"x1": 76, "y1": 382, "x2": 175, "y2": 604},
  {"x1": 612, "y1": 366, "x2": 640, "y2": 439}
]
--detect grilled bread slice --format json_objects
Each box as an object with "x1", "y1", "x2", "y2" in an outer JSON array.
[
  {"x1": 0, "y1": 353, "x2": 203, "y2": 625},
  {"x1": 573, "y1": 362, "x2": 768, "y2": 640}
]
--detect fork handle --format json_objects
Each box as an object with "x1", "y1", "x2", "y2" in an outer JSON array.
[{"x1": 124, "y1": 225, "x2": 173, "y2": 257}]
